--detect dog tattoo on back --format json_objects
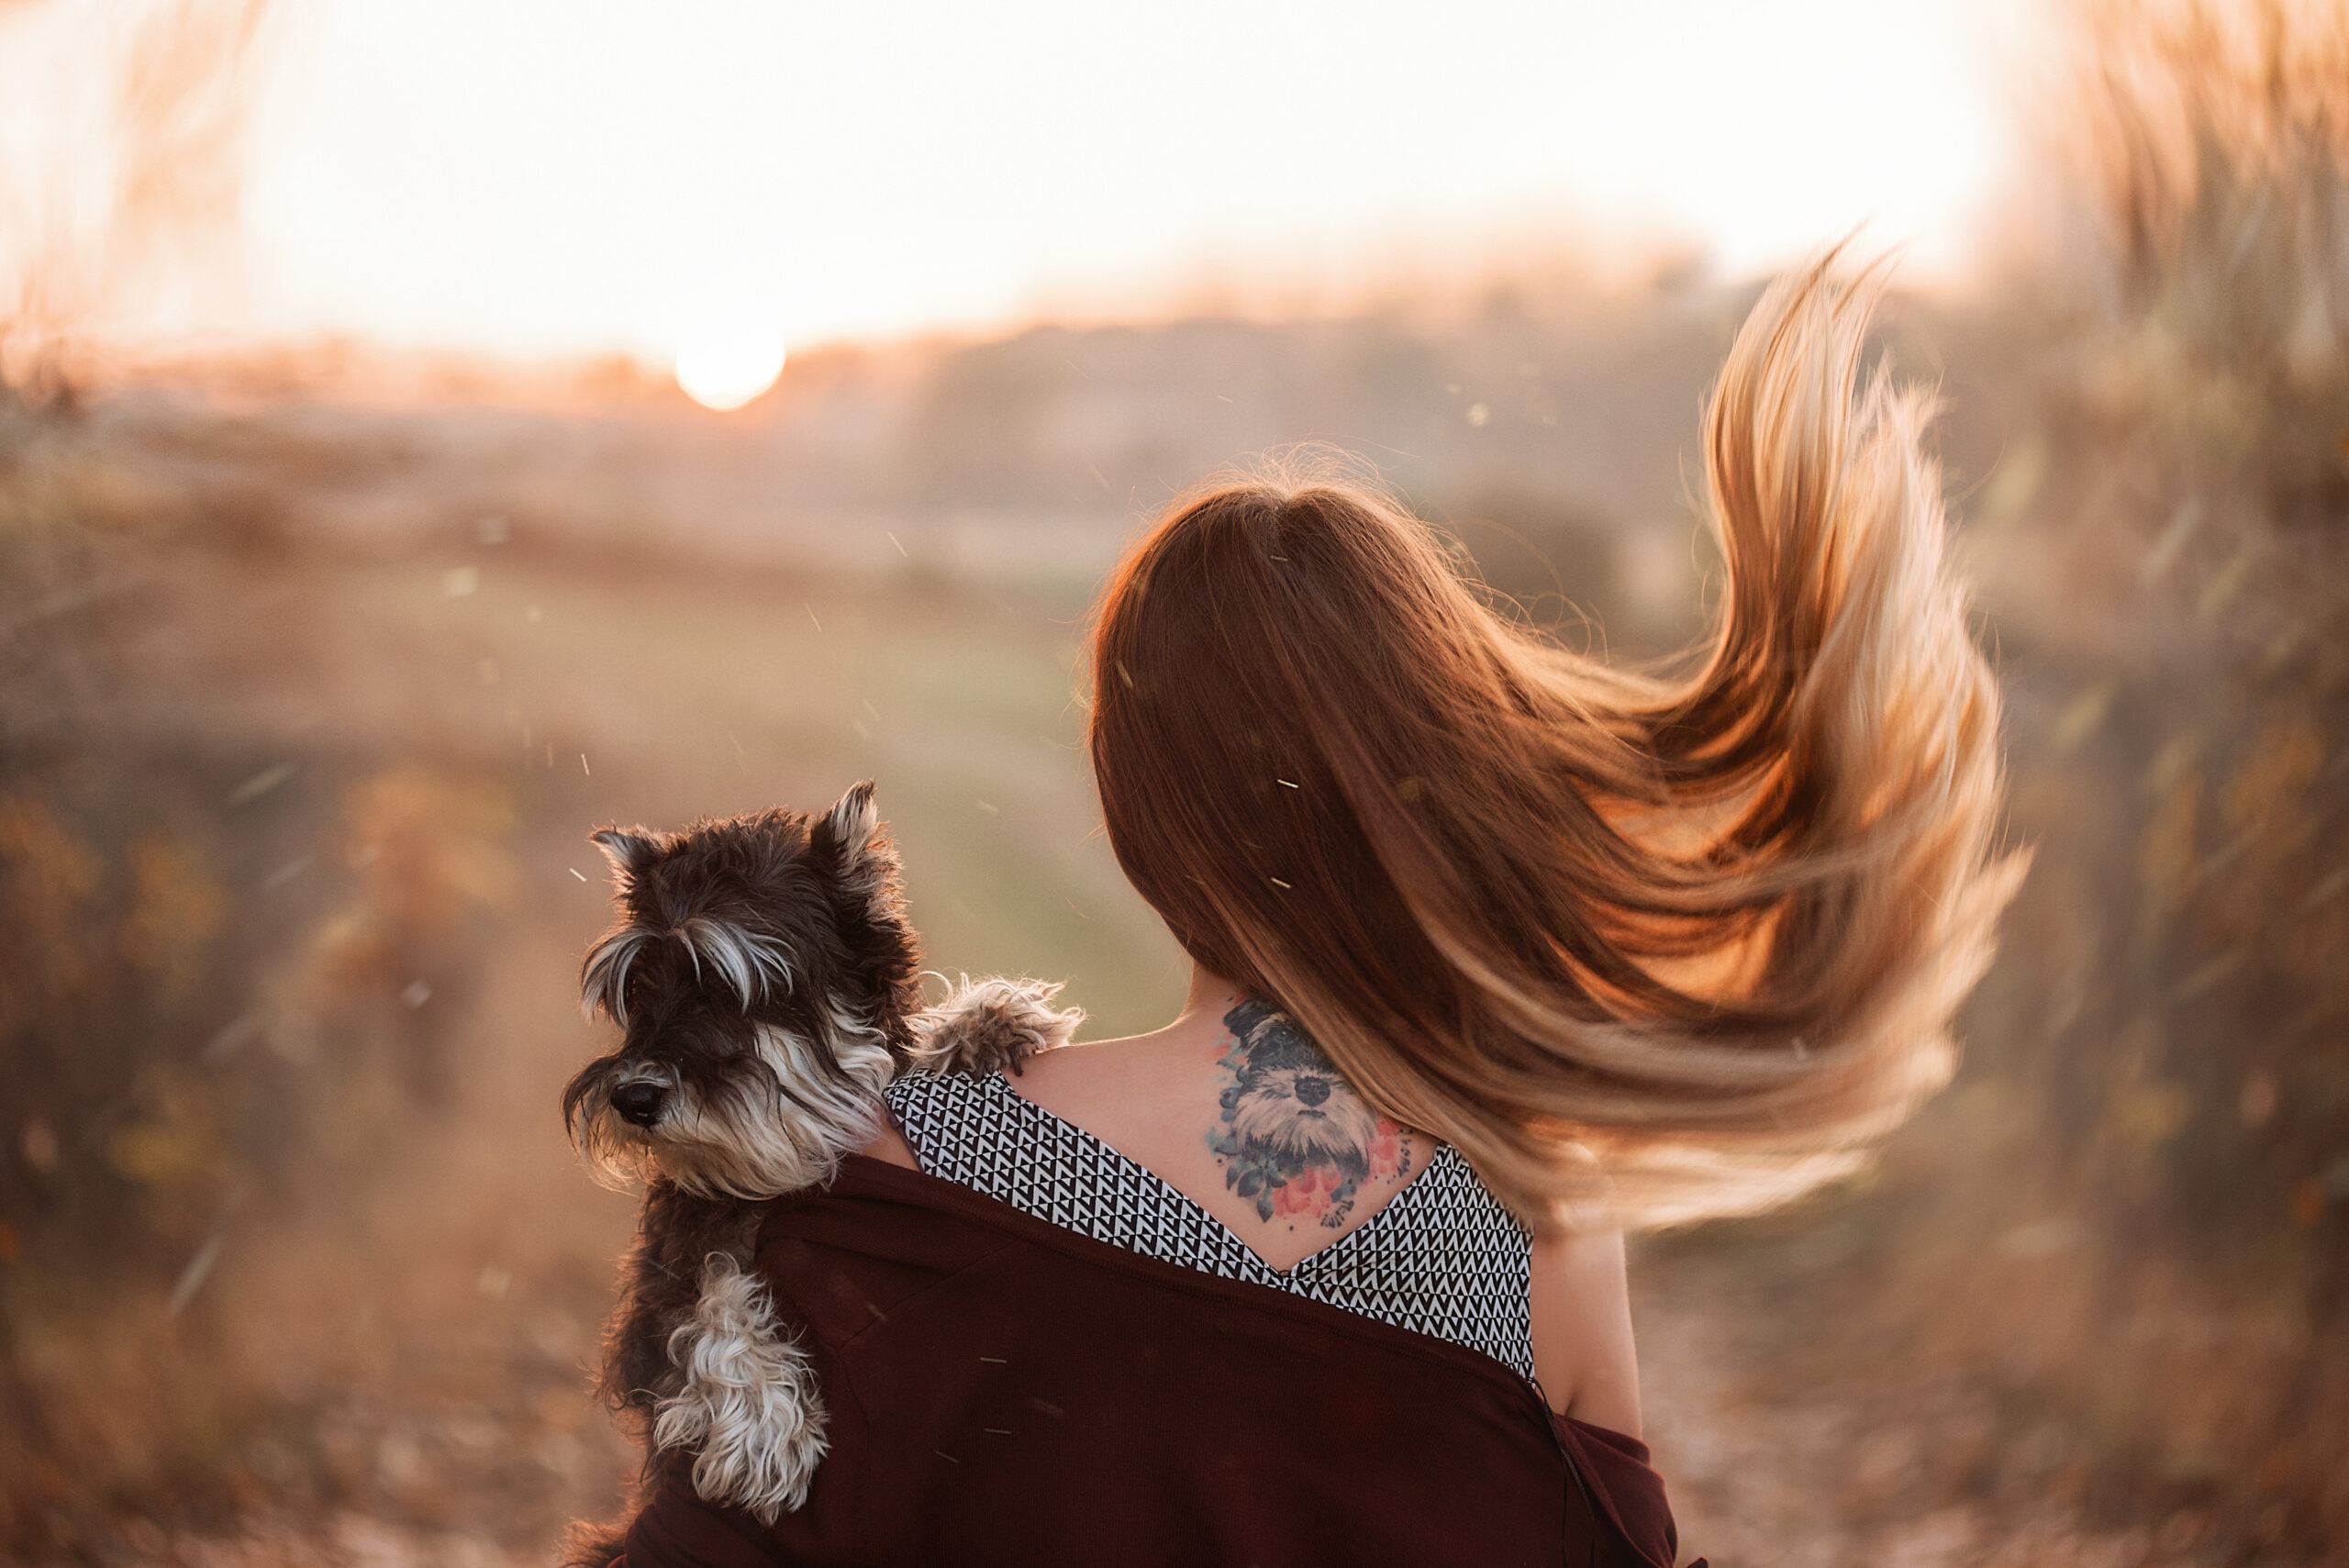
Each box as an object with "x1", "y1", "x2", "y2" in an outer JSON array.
[
  {"x1": 1207, "y1": 997, "x2": 1414, "y2": 1230},
  {"x1": 560, "y1": 782, "x2": 1082, "y2": 1565}
]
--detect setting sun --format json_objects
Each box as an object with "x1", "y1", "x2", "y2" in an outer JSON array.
[{"x1": 674, "y1": 323, "x2": 786, "y2": 411}]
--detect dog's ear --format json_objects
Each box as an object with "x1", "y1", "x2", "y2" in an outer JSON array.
[
  {"x1": 811, "y1": 781, "x2": 888, "y2": 877},
  {"x1": 590, "y1": 827, "x2": 662, "y2": 883}
]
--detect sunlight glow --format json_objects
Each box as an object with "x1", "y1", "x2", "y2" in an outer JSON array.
[
  {"x1": 674, "y1": 323, "x2": 786, "y2": 411},
  {"x1": 0, "y1": 0, "x2": 2020, "y2": 359}
]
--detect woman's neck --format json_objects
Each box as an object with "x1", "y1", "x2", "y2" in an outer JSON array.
[{"x1": 1174, "y1": 963, "x2": 1245, "y2": 1033}]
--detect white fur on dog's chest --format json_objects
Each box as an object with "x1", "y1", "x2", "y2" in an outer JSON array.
[{"x1": 655, "y1": 1255, "x2": 827, "y2": 1523}]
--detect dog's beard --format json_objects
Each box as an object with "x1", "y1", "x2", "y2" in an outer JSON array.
[
  {"x1": 1228, "y1": 1069, "x2": 1379, "y2": 1174},
  {"x1": 575, "y1": 1018, "x2": 894, "y2": 1199}
]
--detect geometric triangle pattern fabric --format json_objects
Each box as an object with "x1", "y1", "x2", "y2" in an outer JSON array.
[{"x1": 885, "y1": 1069, "x2": 1538, "y2": 1384}]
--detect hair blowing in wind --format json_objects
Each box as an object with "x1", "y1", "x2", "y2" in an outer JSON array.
[{"x1": 1089, "y1": 256, "x2": 2028, "y2": 1229}]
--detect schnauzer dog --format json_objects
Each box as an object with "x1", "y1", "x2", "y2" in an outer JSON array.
[{"x1": 561, "y1": 782, "x2": 1080, "y2": 1564}]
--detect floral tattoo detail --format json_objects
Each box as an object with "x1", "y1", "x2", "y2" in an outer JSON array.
[{"x1": 1207, "y1": 998, "x2": 1412, "y2": 1229}]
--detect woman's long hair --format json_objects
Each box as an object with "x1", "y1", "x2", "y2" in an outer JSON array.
[{"x1": 1086, "y1": 257, "x2": 2027, "y2": 1229}]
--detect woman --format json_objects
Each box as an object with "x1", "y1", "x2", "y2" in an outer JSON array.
[{"x1": 613, "y1": 259, "x2": 2019, "y2": 1567}]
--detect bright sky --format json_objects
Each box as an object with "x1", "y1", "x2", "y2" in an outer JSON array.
[{"x1": 7, "y1": 0, "x2": 2021, "y2": 370}]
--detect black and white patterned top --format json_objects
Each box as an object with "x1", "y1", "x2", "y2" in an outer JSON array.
[{"x1": 885, "y1": 1069, "x2": 1538, "y2": 1383}]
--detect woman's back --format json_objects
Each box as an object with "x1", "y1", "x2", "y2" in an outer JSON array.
[
  {"x1": 959, "y1": 990, "x2": 1431, "y2": 1272},
  {"x1": 869, "y1": 976, "x2": 1642, "y2": 1432}
]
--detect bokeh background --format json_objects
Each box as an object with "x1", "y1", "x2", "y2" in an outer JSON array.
[{"x1": 3, "y1": 1, "x2": 2346, "y2": 1562}]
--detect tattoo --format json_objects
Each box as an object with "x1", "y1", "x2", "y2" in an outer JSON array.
[{"x1": 1206, "y1": 998, "x2": 1413, "y2": 1229}]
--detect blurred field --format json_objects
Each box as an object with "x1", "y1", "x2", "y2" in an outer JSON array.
[{"x1": 6, "y1": 3, "x2": 2349, "y2": 1564}]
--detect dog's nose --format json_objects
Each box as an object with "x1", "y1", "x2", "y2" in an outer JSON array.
[
  {"x1": 610, "y1": 1081, "x2": 668, "y2": 1127},
  {"x1": 1294, "y1": 1075, "x2": 1330, "y2": 1107}
]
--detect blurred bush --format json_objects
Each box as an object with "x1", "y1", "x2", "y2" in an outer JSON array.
[
  {"x1": 1802, "y1": 0, "x2": 2349, "y2": 1551},
  {"x1": 2049, "y1": 0, "x2": 2349, "y2": 1348},
  {"x1": 0, "y1": 385, "x2": 518, "y2": 1550}
]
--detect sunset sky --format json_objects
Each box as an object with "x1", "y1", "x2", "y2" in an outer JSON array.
[{"x1": 4, "y1": 0, "x2": 2024, "y2": 371}]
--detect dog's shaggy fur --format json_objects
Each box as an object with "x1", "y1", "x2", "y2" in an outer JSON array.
[{"x1": 559, "y1": 784, "x2": 1080, "y2": 1566}]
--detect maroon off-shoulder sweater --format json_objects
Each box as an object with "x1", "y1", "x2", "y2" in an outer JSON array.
[{"x1": 617, "y1": 1155, "x2": 1693, "y2": 1567}]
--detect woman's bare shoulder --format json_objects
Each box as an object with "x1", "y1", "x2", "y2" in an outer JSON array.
[
  {"x1": 1529, "y1": 1225, "x2": 1641, "y2": 1437},
  {"x1": 858, "y1": 1118, "x2": 921, "y2": 1169},
  {"x1": 857, "y1": 1027, "x2": 1161, "y2": 1173}
]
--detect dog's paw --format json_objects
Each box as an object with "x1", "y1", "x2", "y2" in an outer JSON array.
[
  {"x1": 654, "y1": 1255, "x2": 828, "y2": 1524},
  {"x1": 910, "y1": 975, "x2": 1084, "y2": 1077}
]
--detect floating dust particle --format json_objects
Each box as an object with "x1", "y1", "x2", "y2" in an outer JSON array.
[
  {"x1": 570, "y1": 868, "x2": 587, "y2": 882},
  {"x1": 934, "y1": 1451, "x2": 961, "y2": 1464},
  {"x1": 2302, "y1": 864, "x2": 2349, "y2": 910},
  {"x1": 2240, "y1": 1071, "x2": 2278, "y2": 1128},
  {"x1": 1396, "y1": 776, "x2": 1424, "y2": 802},
  {"x1": 887, "y1": 531, "x2": 908, "y2": 556},
  {"x1": 527, "y1": 605, "x2": 543, "y2": 622},
  {"x1": 1116, "y1": 661, "x2": 1133, "y2": 688},
  {"x1": 1276, "y1": 778, "x2": 1298, "y2": 789},
  {"x1": 1465, "y1": 403, "x2": 1491, "y2": 427},
  {"x1": 580, "y1": 753, "x2": 591, "y2": 776},
  {"x1": 167, "y1": 1235, "x2": 226, "y2": 1317},
  {"x1": 2052, "y1": 682, "x2": 2117, "y2": 752},
  {"x1": 974, "y1": 800, "x2": 999, "y2": 816},
  {"x1": 807, "y1": 604, "x2": 824, "y2": 632},
  {"x1": 1268, "y1": 877, "x2": 1291, "y2": 889},
  {"x1": 443, "y1": 566, "x2": 479, "y2": 597},
  {"x1": 228, "y1": 763, "x2": 296, "y2": 806},
  {"x1": 202, "y1": 1011, "x2": 265, "y2": 1064},
  {"x1": 984, "y1": 1428, "x2": 1013, "y2": 1436},
  {"x1": 852, "y1": 718, "x2": 870, "y2": 740},
  {"x1": 978, "y1": 1356, "x2": 1008, "y2": 1364},
  {"x1": 2143, "y1": 496, "x2": 2204, "y2": 584}
]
